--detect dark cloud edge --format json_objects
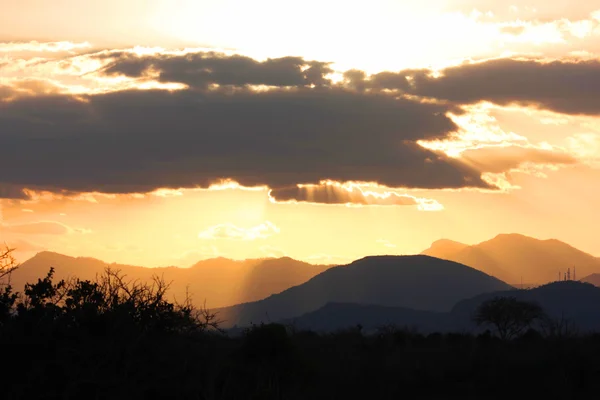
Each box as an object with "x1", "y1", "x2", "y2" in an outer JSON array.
[{"x1": 2, "y1": 51, "x2": 593, "y2": 203}]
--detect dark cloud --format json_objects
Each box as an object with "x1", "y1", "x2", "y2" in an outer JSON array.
[
  {"x1": 0, "y1": 183, "x2": 28, "y2": 199},
  {"x1": 0, "y1": 80, "x2": 492, "y2": 198},
  {"x1": 101, "y1": 52, "x2": 334, "y2": 88},
  {"x1": 3, "y1": 50, "x2": 593, "y2": 203},
  {"x1": 269, "y1": 184, "x2": 420, "y2": 206},
  {"x1": 0, "y1": 85, "x2": 14, "y2": 100},
  {"x1": 369, "y1": 71, "x2": 413, "y2": 91},
  {"x1": 399, "y1": 59, "x2": 600, "y2": 115}
]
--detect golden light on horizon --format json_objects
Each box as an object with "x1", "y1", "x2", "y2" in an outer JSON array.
[{"x1": 1, "y1": 0, "x2": 600, "y2": 269}]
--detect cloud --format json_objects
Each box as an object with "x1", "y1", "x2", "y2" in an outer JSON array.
[
  {"x1": 500, "y1": 26, "x2": 527, "y2": 36},
  {"x1": 100, "y1": 52, "x2": 334, "y2": 88},
  {"x1": 0, "y1": 41, "x2": 91, "y2": 53},
  {"x1": 447, "y1": 1, "x2": 598, "y2": 21},
  {"x1": 566, "y1": 133, "x2": 600, "y2": 167},
  {"x1": 260, "y1": 245, "x2": 287, "y2": 258},
  {"x1": 269, "y1": 180, "x2": 444, "y2": 210},
  {"x1": 0, "y1": 221, "x2": 90, "y2": 235},
  {"x1": 304, "y1": 253, "x2": 352, "y2": 265},
  {"x1": 7, "y1": 48, "x2": 598, "y2": 202},
  {"x1": 459, "y1": 145, "x2": 577, "y2": 173},
  {"x1": 0, "y1": 184, "x2": 29, "y2": 199},
  {"x1": 3, "y1": 238, "x2": 45, "y2": 254},
  {"x1": 376, "y1": 239, "x2": 397, "y2": 248},
  {"x1": 0, "y1": 53, "x2": 492, "y2": 198},
  {"x1": 398, "y1": 58, "x2": 600, "y2": 115},
  {"x1": 198, "y1": 221, "x2": 280, "y2": 241}
]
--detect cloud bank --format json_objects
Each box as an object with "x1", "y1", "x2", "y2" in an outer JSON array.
[{"x1": 2, "y1": 46, "x2": 596, "y2": 205}]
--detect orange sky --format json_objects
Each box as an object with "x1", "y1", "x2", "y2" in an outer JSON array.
[{"x1": 1, "y1": 0, "x2": 600, "y2": 266}]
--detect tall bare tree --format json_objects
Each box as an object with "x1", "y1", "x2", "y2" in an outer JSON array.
[{"x1": 473, "y1": 296, "x2": 545, "y2": 340}]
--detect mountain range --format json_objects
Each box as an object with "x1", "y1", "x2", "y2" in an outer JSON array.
[
  {"x1": 421, "y1": 233, "x2": 600, "y2": 285},
  {"x1": 7, "y1": 233, "x2": 600, "y2": 333},
  {"x1": 7, "y1": 251, "x2": 331, "y2": 308},
  {"x1": 213, "y1": 255, "x2": 512, "y2": 328},
  {"x1": 278, "y1": 280, "x2": 600, "y2": 334}
]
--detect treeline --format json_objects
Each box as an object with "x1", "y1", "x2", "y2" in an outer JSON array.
[
  {"x1": 0, "y1": 266, "x2": 219, "y2": 336},
  {"x1": 1, "y1": 248, "x2": 600, "y2": 399}
]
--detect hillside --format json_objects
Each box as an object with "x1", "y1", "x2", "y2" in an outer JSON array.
[
  {"x1": 281, "y1": 302, "x2": 450, "y2": 333},
  {"x1": 214, "y1": 255, "x2": 512, "y2": 328},
  {"x1": 8, "y1": 252, "x2": 331, "y2": 308},
  {"x1": 282, "y1": 280, "x2": 600, "y2": 334},
  {"x1": 421, "y1": 233, "x2": 600, "y2": 285},
  {"x1": 451, "y1": 280, "x2": 600, "y2": 332},
  {"x1": 580, "y1": 273, "x2": 600, "y2": 287}
]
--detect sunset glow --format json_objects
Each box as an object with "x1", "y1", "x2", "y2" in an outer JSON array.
[{"x1": 1, "y1": 0, "x2": 600, "y2": 268}]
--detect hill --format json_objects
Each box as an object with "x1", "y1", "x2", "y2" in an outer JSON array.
[
  {"x1": 281, "y1": 302, "x2": 450, "y2": 333},
  {"x1": 421, "y1": 239, "x2": 469, "y2": 259},
  {"x1": 451, "y1": 280, "x2": 600, "y2": 332},
  {"x1": 8, "y1": 252, "x2": 331, "y2": 308},
  {"x1": 580, "y1": 273, "x2": 600, "y2": 287},
  {"x1": 421, "y1": 233, "x2": 600, "y2": 285},
  {"x1": 214, "y1": 255, "x2": 512, "y2": 328}
]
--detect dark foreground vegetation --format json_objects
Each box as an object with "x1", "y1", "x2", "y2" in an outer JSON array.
[{"x1": 2, "y1": 248, "x2": 600, "y2": 399}]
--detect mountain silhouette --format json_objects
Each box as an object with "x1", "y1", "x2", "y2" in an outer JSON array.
[
  {"x1": 9, "y1": 252, "x2": 331, "y2": 308},
  {"x1": 280, "y1": 302, "x2": 450, "y2": 333},
  {"x1": 421, "y1": 233, "x2": 600, "y2": 285},
  {"x1": 451, "y1": 280, "x2": 600, "y2": 332},
  {"x1": 580, "y1": 273, "x2": 600, "y2": 287},
  {"x1": 214, "y1": 255, "x2": 512, "y2": 328},
  {"x1": 278, "y1": 280, "x2": 600, "y2": 334}
]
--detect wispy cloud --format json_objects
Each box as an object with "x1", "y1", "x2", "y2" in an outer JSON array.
[
  {"x1": 0, "y1": 221, "x2": 91, "y2": 235},
  {"x1": 376, "y1": 239, "x2": 397, "y2": 248},
  {"x1": 260, "y1": 245, "x2": 287, "y2": 258},
  {"x1": 304, "y1": 253, "x2": 352, "y2": 265},
  {"x1": 198, "y1": 221, "x2": 280, "y2": 241},
  {"x1": 0, "y1": 41, "x2": 92, "y2": 53}
]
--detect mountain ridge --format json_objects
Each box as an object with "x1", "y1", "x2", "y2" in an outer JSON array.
[
  {"x1": 8, "y1": 251, "x2": 332, "y2": 309},
  {"x1": 421, "y1": 233, "x2": 600, "y2": 285},
  {"x1": 214, "y1": 255, "x2": 513, "y2": 328},
  {"x1": 277, "y1": 280, "x2": 600, "y2": 333}
]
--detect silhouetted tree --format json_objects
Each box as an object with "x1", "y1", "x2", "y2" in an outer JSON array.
[
  {"x1": 539, "y1": 313, "x2": 580, "y2": 339},
  {"x1": 0, "y1": 245, "x2": 18, "y2": 283},
  {"x1": 0, "y1": 257, "x2": 222, "y2": 335},
  {"x1": 0, "y1": 246, "x2": 18, "y2": 324},
  {"x1": 473, "y1": 296, "x2": 545, "y2": 340}
]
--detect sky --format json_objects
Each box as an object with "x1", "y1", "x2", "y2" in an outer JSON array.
[{"x1": 1, "y1": 0, "x2": 600, "y2": 266}]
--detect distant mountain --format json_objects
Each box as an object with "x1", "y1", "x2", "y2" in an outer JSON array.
[
  {"x1": 451, "y1": 281, "x2": 600, "y2": 332},
  {"x1": 421, "y1": 233, "x2": 600, "y2": 285},
  {"x1": 281, "y1": 302, "x2": 451, "y2": 334},
  {"x1": 279, "y1": 280, "x2": 600, "y2": 334},
  {"x1": 8, "y1": 252, "x2": 331, "y2": 308},
  {"x1": 580, "y1": 274, "x2": 600, "y2": 287},
  {"x1": 421, "y1": 239, "x2": 469, "y2": 259},
  {"x1": 214, "y1": 255, "x2": 512, "y2": 328}
]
